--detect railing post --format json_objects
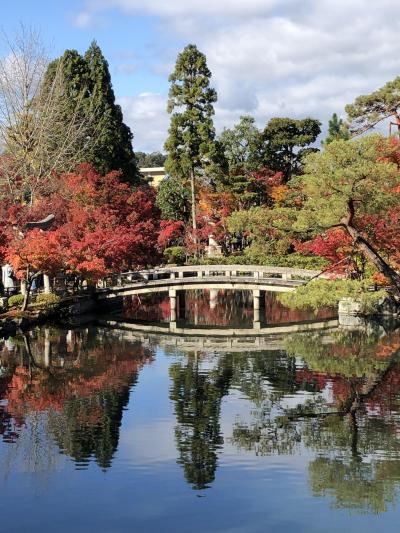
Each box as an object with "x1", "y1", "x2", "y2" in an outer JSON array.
[
  {"x1": 253, "y1": 289, "x2": 260, "y2": 309},
  {"x1": 170, "y1": 272, "x2": 176, "y2": 279},
  {"x1": 179, "y1": 271, "x2": 184, "y2": 279},
  {"x1": 225, "y1": 270, "x2": 231, "y2": 277}
]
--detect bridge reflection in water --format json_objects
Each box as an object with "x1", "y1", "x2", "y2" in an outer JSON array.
[
  {"x1": 105, "y1": 290, "x2": 336, "y2": 337},
  {"x1": 98, "y1": 265, "x2": 334, "y2": 333}
]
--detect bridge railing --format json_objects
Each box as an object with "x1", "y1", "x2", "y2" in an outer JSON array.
[{"x1": 100, "y1": 264, "x2": 325, "y2": 288}]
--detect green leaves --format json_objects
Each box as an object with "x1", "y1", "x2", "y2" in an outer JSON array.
[
  {"x1": 165, "y1": 44, "x2": 218, "y2": 180},
  {"x1": 43, "y1": 41, "x2": 140, "y2": 185},
  {"x1": 219, "y1": 115, "x2": 264, "y2": 174},
  {"x1": 323, "y1": 113, "x2": 350, "y2": 144},
  {"x1": 293, "y1": 135, "x2": 399, "y2": 233},
  {"x1": 279, "y1": 279, "x2": 387, "y2": 313},
  {"x1": 156, "y1": 177, "x2": 190, "y2": 221},
  {"x1": 263, "y1": 117, "x2": 321, "y2": 180},
  {"x1": 346, "y1": 75, "x2": 400, "y2": 135}
]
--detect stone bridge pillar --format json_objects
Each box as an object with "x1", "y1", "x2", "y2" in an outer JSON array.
[{"x1": 209, "y1": 289, "x2": 218, "y2": 309}]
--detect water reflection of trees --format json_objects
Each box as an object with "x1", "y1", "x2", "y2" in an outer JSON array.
[
  {"x1": 168, "y1": 324, "x2": 400, "y2": 513},
  {"x1": 0, "y1": 328, "x2": 154, "y2": 470},
  {"x1": 231, "y1": 326, "x2": 400, "y2": 514},
  {"x1": 169, "y1": 353, "x2": 233, "y2": 489},
  {"x1": 168, "y1": 346, "x2": 317, "y2": 489}
]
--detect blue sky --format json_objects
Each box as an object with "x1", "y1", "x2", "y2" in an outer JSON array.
[
  {"x1": 2, "y1": 1, "x2": 400, "y2": 151},
  {"x1": 2, "y1": 1, "x2": 173, "y2": 95}
]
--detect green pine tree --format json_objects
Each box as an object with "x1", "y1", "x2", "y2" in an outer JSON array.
[
  {"x1": 323, "y1": 113, "x2": 350, "y2": 144},
  {"x1": 263, "y1": 117, "x2": 321, "y2": 181},
  {"x1": 345, "y1": 75, "x2": 400, "y2": 135},
  {"x1": 164, "y1": 44, "x2": 218, "y2": 238}
]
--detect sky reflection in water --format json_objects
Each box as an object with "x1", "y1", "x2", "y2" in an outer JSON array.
[{"x1": 0, "y1": 303, "x2": 400, "y2": 531}]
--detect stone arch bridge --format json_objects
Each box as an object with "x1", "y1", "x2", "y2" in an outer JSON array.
[{"x1": 97, "y1": 265, "x2": 328, "y2": 332}]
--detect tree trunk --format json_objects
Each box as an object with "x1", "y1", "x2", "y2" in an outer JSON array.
[
  {"x1": 21, "y1": 280, "x2": 31, "y2": 312},
  {"x1": 21, "y1": 269, "x2": 41, "y2": 312},
  {"x1": 190, "y1": 167, "x2": 198, "y2": 257},
  {"x1": 345, "y1": 223, "x2": 400, "y2": 296},
  {"x1": 341, "y1": 198, "x2": 400, "y2": 297}
]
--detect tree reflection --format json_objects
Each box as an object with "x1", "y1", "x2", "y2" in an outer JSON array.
[
  {"x1": 0, "y1": 328, "x2": 154, "y2": 470},
  {"x1": 169, "y1": 347, "x2": 317, "y2": 489},
  {"x1": 230, "y1": 325, "x2": 400, "y2": 514},
  {"x1": 169, "y1": 353, "x2": 233, "y2": 489}
]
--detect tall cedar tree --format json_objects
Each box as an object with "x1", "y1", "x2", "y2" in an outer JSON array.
[
  {"x1": 43, "y1": 41, "x2": 139, "y2": 185},
  {"x1": 164, "y1": 44, "x2": 218, "y2": 236},
  {"x1": 83, "y1": 41, "x2": 139, "y2": 183}
]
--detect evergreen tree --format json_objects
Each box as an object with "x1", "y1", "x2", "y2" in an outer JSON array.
[
  {"x1": 164, "y1": 44, "x2": 218, "y2": 237},
  {"x1": 345, "y1": 75, "x2": 400, "y2": 135},
  {"x1": 219, "y1": 115, "x2": 264, "y2": 174},
  {"x1": 136, "y1": 151, "x2": 167, "y2": 167},
  {"x1": 323, "y1": 113, "x2": 350, "y2": 144},
  {"x1": 263, "y1": 117, "x2": 321, "y2": 181},
  {"x1": 84, "y1": 41, "x2": 139, "y2": 183},
  {"x1": 43, "y1": 41, "x2": 140, "y2": 185},
  {"x1": 156, "y1": 177, "x2": 190, "y2": 221}
]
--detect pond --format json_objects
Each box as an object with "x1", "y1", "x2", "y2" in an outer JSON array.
[{"x1": 0, "y1": 296, "x2": 400, "y2": 532}]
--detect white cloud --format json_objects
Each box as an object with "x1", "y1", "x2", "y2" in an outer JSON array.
[
  {"x1": 73, "y1": 11, "x2": 93, "y2": 28},
  {"x1": 80, "y1": 0, "x2": 281, "y2": 18},
  {"x1": 78, "y1": 0, "x2": 400, "y2": 149},
  {"x1": 118, "y1": 92, "x2": 169, "y2": 152}
]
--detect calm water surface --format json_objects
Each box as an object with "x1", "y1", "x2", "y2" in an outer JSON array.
[{"x1": 0, "y1": 292, "x2": 400, "y2": 532}]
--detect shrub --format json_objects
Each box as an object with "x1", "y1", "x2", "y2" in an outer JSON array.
[
  {"x1": 8, "y1": 294, "x2": 24, "y2": 308},
  {"x1": 278, "y1": 279, "x2": 387, "y2": 314},
  {"x1": 35, "y1": 293, "x2": 61, "y2": 306},
  {"x1": 190, "y1": 253, "x2": 328, "y2": 270},
  {"x1": 164, "y1": 246, "x2": 186, "y2": 266}
]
